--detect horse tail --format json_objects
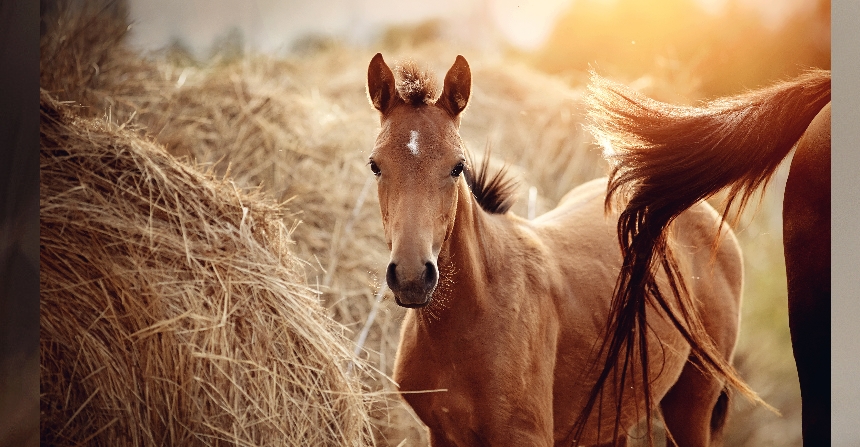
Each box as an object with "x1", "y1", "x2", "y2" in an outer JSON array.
[{"x1": 570, "y1": 70, "x2": 831, "y2": 443}]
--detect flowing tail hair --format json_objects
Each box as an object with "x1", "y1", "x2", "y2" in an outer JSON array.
[{"x1": 571, "y1": 69, "x2": 831, "y2": 444}]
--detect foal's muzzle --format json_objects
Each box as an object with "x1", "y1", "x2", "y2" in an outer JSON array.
[{"x1": 387, "y1": 261, "x2": 438, "y2": 308}]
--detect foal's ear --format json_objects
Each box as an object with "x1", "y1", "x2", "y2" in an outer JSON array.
[
  {"x1": 438, "y1": 55, "x2": 471, "y2": 117},
  {"x1": 367, "y1": 53, "x2": 399, "y2": 114}
]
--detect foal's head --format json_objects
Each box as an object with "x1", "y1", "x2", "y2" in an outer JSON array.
[{"x1": 366, "y1": 53, "x2": 471, "y2": 308}]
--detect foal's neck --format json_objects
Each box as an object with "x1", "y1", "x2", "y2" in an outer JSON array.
[{"x1": 420, "y1": 181, "x2": 505, "y2": 328}]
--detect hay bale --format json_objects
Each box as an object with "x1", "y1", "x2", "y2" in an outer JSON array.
[
  {"x1": 40, "y1": 0, "x2": 142, "y2": 113},
  {"x1": 39, "y1": 91, "x2": 374, "y2": 446}
]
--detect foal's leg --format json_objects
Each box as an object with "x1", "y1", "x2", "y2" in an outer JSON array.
[{"x1": 660, "y1": 358, "x2": 728, "y2": 447}]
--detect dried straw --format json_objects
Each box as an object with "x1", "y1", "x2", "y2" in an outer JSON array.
[{"x1": 39, "y1": 91, "x2": 375, "y2": 446}]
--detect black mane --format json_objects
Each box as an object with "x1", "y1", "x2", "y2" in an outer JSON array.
[{"x1": 464, "y1": 150, "x2": 518, "y2": 215}]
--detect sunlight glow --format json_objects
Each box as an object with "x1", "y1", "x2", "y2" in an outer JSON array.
[{"x1": 127, "y1": 0, "x2": 816, "y2": 55}]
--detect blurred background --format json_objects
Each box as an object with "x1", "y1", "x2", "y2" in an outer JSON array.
[
  {"x1": 122, "y1": 0, "x2": 829, "y2": 100},
  {"x1": 37, "y1": 0, "x2": 829, "y2": 445}
]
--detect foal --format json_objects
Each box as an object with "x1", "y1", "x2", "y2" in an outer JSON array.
[{"x1": 366, "y1": 53, "x2": 743, "y2": 446}]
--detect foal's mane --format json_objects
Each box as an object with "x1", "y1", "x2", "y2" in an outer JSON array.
[
  {"x1": 393, "y1": 60, "x2": 518, "y2": 215},
  {"x1": 464, "y1": 149, "x2": 518, "y2": 215}
]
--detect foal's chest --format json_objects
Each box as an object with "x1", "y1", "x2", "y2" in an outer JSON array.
[
  {"x1": 393, "y1": 309, "x2": 556, "y2": 445},
  {"x1": 395, "y1": 351, "x2": 484, "y2": 442}
]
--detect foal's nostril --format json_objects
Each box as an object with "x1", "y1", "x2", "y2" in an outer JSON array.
[
  {"x1": 423, "y1": 262, "x2": 438, "y2": 291},
  {"x1": 386, "y1": 263, "x2": 398, "y2": 288}
]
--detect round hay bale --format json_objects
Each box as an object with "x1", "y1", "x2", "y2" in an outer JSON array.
[{"x1": 39, "y1": 91, "x2": 374, "y2": 447}]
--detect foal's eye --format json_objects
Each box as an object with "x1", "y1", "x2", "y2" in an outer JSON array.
[
  {"x1": 369, "y1": 160, "x2": 381, "y2": 176},
  {"x1": 450, "y1": 162, "x2": 464, "y2": 178}
]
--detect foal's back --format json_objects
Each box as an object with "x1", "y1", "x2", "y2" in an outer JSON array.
[{"x1": 526, "y1": 178, "x2": 743, "y2": 445}]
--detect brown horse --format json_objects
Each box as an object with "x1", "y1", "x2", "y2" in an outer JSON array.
[
  {"x1": 367, "y1": 53, "x2": 745, "y2": 446},
  {"x1": 584, "y1": 70, "x2": 831, "y2": 445}
]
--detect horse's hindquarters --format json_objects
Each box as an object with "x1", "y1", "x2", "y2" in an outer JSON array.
[{"x1": 784, "y1": 102, "x2": 831, "y2": 443}]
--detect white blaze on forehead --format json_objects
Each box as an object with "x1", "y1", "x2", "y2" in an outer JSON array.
[{"x1": 406, "y1": 130, "x2": 419, "y2": 156}]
